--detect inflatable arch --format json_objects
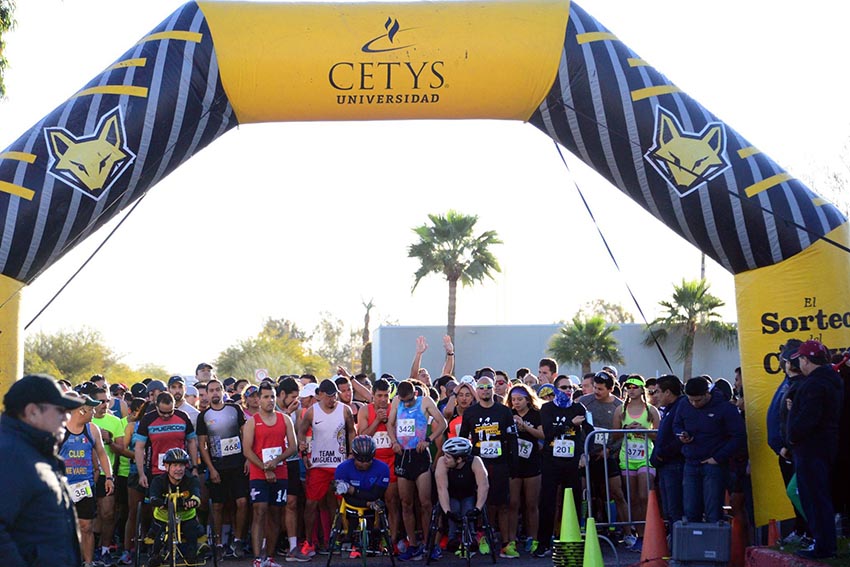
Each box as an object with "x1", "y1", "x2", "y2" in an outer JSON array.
[{"x1": 0, "y1": 0, "x2": 847, "y2": 525}]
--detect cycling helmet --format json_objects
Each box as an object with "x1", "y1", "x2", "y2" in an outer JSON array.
[
  {"x1": 163, "y1": 448, "x2": 191, "y2": 465},
  {"x1": 442, "y1": 437, "x2": 472, "y2": 458},
  {"x1": 351, "y1": 435, "x2": 377, "y2": 462}
]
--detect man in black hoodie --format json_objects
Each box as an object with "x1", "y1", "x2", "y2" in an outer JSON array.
[{"x1": 787, "y1": 340, "x2": 844, "y2": 560}]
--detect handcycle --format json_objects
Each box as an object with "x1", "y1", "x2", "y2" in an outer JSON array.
[
  {"x1": 425, "y1": 504, "x2": 497, "y2": 567},
  {"x1": 134, "y1": 493, "x2": 219, "y2": 567},
  {"x1": 325, "y1": 497, "x2": 396, "y2": 567}
]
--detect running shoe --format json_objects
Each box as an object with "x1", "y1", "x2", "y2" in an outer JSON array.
[
  {"x1": 781, "y1": 531, "x2": 802, "y2": 545},
  {"x1": 398, "y1": 544, "x2": 423, "y2": 561},
  {"x1": 477, "y1": 535, "x2": 490, "y2": 556},
  {"x1": 265, "y1": 558, "x2": 283, "y2": 567},
  {"x1": 499, "y1": 541, "x2": 519, "y2": 559},
  {"x1": 287, "y1": 547, "x2": 312, "y2": 562},
  {"x1": 532, "y1": 546, "x2": 551, "y2": 558},
  {"x1": 254, "y1": 558, "x2": 265, "y2": 567},
  {"x1": 349, "y1": 546, "x2": 361, "y2": 559},
  {"x1": 439, "y1": 535, "x2": 448, "y2": 550},
  {"x1": 525, "y1": 539, "x2": 539, "y2": 554},
  {"x1": 232, "y1": 539, "x2": 246, "y2": 559},
  {"x1": 430, "y1": 546, "x2": 442, "y2": 561},
  {"x1": 622, "y1": 534, "x2": 637, "y2": 549},
  {"x1": 300, "y1": 541, "x2": 317, "y2": 558},
  {"x1": 628, "y1": 536, "x2": 643, "y2": 553},
  {"x1": 117, "y1": 550, "x2": 133, "y2": 565},
  {"x1": 224, "y1": 543, "x2": 237, "y2": 559}
]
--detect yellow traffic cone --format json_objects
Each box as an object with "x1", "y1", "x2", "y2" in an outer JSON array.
[
  {"x1": 583, "y1": 517, "x2": 604, "y2": 567},
  {"x1": 558, "y1": 488, "x2": 582, "y2": 543}
]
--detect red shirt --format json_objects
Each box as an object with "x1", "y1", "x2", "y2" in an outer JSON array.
[
  {"x1": 249, "y1": 411, "x2": 289, "y2": 481},
  {"x1": 366, "y1": 404, "x2": 394, "y2": 460}
]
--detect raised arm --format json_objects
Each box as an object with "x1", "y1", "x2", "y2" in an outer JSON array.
[
  {"x1": 440, "y1": 335, "x2": 455, "y2": 377},
  {"x1": 409, "y1": 336, "x2": 428, "y2": 380}
]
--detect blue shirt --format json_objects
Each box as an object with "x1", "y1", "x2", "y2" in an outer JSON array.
[{"x1": 335, "y1": 458, "x2": 390, "y2": 507}]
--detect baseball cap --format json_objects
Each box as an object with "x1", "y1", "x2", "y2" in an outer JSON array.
[
  {"x1": 223, "y1": 377, "x2": 237, "y2": 388},
  {"x1": 130, "y1": 383, "x2": 148, "y2": 398},
  {"x1": 76, "y1": 392, "x2": 103, "y2": 407},
  {"x1": 3, "y1": 374, "x2": 87, "y2": 414},
  {"x1": 185, "y1": 385, "x2": 199, "y2": 397},
  {"x1": 146, "y1": 380, "x2": 167, "y2": 394},
  {"x1": 167, "y1": 375, "x2": 185, "y2": 386},
  {"x1": 459, "y1": 375, "x2": 476, "y2": 386},
  {"x1": 318, "y1": 380, "x2": 339, "y2": 395},
  {"x1": 195, "y1": 362, "x2": 213, "y2": 373},
  {"x1": 537, "y1": 384, "x2": 555, "y2": 397},
  {"x1": 109, "y1": 383, "x2": 127, "y2": 395},
  {"x1": 244, "y1": 385, "x2": 260, "y2": 397},
  {"x1": 780, "y1": 339, "x2": 803, "y2": 361},
  {"x1": 792, "y1": 339, "x2": 830, "y2": 360},
  {"x1": 300, "y1": 383, "x2": 318, "y2": 398}
]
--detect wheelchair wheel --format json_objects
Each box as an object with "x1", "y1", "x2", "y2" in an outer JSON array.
[
  {"x1": 326, "y1": 511, "x2": 343, "y2": 567},
  {"x1": 461, "y1": 518, "x2": 473, "y2": 567},
  {"x1": 378, "y1": 507, "x2": 396, "y2": 567},
  {"x1": 167, "y1": 499, "x2": 178, "y2": 567},
  {"x1": 424, "y1": 505, "x2": 440, "y2": 566},
  {"x1": 134, "y1": 501, "x2": 144, "y2": 567},
  {"x1": 358, "y1": 517, "x2": 369, "y2": 567}
]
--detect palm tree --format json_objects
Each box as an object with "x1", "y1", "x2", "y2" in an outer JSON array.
[
  {"x1": 644, "y1": 278, "x2": 737, "y2": 380},
  {"x1": 408, "y1": 210, "x2": 501, "y2": 344},
  {"x1": 548, "y1": 315, "x2": 624, "y2": 375},
  {"x1": 0, "y1": 1, "x2": 15, "y2": 97}
]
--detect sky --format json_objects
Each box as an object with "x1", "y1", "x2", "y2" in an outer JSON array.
[{"x1": 1, "y1": 0, "x2": 848, "y2": 374}]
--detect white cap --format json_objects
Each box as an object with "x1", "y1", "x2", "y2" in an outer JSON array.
[{"x1": 300, "y1": 383, "x2": 319, "y2": 398}]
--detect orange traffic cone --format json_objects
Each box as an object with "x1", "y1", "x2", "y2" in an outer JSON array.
[
  {"x1": 730, "y1": 508, "x2": 748, "y2": 567},
  {"x1": 640, "y1": 490, "x2": 670, "y2": 567},
  {"x1": 767, "y1": 519, "x2": 779, "y2": 547}
]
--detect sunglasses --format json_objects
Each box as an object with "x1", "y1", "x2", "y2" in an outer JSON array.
[
  {"x1": 557, "y1": 385, "x2": 571, "y2": 390},
  {"x1": 495, "y1": 380, "x2": 507, "y2": 386},
  {"x1": 476, "y1": 384, "x2": 493, "y2": 390},
  {"x1": 647, "y1": 389, "x2": 658, "y2": 395}
]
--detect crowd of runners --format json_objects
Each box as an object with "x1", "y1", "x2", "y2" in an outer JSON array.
[{"x1": 2, "y1": 335, "x2": 848, "y2": 567}]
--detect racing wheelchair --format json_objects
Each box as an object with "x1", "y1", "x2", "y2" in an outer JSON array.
[
  {"x1": 134, "y1": 493, "x2": 219, "y2": 567},
  {"x1": 425, "y1": 504, "x2": 497, "y2": 567},
  {"x1": 325, "y1": 497, "x2": 396, "y2": 567}
]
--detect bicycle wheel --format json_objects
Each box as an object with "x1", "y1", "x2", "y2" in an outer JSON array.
[
  {"x1": 482, "y1": 510, "x2": 497, "y2": 564},
  {"x1": 134, "y1": 501, "x2": 144, "y2": 567},
  {"x1": 207, "y1": 499, "x2": 218, "y2": 567},
  {"x1": 167, "y1": 499, "x2": 178, "y2": 567}
]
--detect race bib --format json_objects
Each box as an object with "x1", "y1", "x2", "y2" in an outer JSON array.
[
  {"x1": 397, "y1": 419, "x2": 415, "y2": 437},
  {"x1": 479, "y1": 440, "x2": 502, "y2": 458},
  {"x1": 220, "y1": 435, "x2": 242, "y2": 457},
  {"x1": 553, "y1": 439, "x2": 575, "y2": 458},
  {"x1": 517, "y1": 439, "x2": 533, "y2": 459},
  {"x1": 157, "y1": 453, "x2": 166, "y2": 471},
  {"x1": 626, "y1": 439, "x2": 647, "y2": 461},
  {"x1": 374, "y1": 431, "x2": 392, "y2": 449},
  {"x1": 69, "y1": 480, "x2": 92, "y2": 503},
  {"x1": 262, "y1": 446, "x2": 283, "y2": 465}
]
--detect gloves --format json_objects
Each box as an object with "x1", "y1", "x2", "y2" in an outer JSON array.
[
  {"x1": 465, "y1": 507, "x2": 481, "y2": 519},
  {"x1": 447, "y1": 512, "x2": 463, "y2": 523},
  {"x1": 334, "y1": 480, "x2": 350, "y2": 495}
]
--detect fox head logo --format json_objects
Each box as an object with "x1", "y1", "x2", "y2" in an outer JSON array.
[
  {"x1": 44, "y1": 106, "x2": 136, "y2": 200},
  {"x1": 644, "y1": 106, "x2": 729, "y2": 197}
]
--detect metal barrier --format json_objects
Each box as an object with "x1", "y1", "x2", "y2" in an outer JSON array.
[{"x1": 581, "y1": 427, "x2": 656, "y2": 531}]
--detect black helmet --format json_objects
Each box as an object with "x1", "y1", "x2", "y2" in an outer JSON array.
[
  {"x1": 351, "y1": 435, "x2": 377, "y2": 462},
  {"x1": 163, "y1": 448, "x2": 190, "y2": 465},
  {"x1": 442, "y1": 437, "x2": 472, "y2": 458}
]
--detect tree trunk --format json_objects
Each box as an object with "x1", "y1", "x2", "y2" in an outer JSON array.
[
  {"x1": 683, "y1": 331, "x2": 695, "y2": 381},
  {"x1": 582, "y1": 360, "x2": 591, "y2": 375},
  {"x1": 447, "y1": 277, "x2": 458, "y2": 345}
]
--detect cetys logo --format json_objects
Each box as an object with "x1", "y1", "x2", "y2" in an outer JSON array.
[
  {"x1": 329, "y1": 18, "x2": 444, "y2": 107},
  {"x1": 44, "y1": 106, "x2": 136, "y2": 201},
  {"x1": 362, "y1": 17, "x2": 415, "y2": 53},
  {"x1": 644, "y1": 106, "x2": 730, "y2": 197}
]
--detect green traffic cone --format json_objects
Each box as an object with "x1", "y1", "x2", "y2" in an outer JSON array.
[
  {"x1": 559, "y1": 488, "x2": 582, "y2": 542},
  {"x1": 582, "y1": 517, "x2": 604, "y2": 567}
]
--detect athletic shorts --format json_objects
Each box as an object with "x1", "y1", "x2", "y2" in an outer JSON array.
[
  {"x1": 305, "y1": 467, "x2": 336, "y2": 501},
  {"x1": 75, "y1": 495, "x2": 97, "y2": 520},
  {"x1": 95, "y1": 475, "x2": 114, "y2": 498},
  {"x1": 249, "y1": 479, "x2": 288, "y2": 506},
  {"x1": 208, "y1": 467, "x2": 249, "y2": 503},
  {"x1": 377, "y1": 454, "x2": 397, "y2": 483},
  {"x1": 588, "y1": 454, "x2": 622, "y2": 481},
  {"x1": 482, "y1": 461, "x2": 510, "y2": 506},
  {"x1": 287, "y1": 460, "x2": 303, "y2": 498},
  {"x1": 394, "y1": 449, "x2": 431, "y2": 481}
]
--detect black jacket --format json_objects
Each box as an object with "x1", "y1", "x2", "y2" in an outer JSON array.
[
  {"x1": 0, "y1": 414, "x2": 81, "y2": 567},
  {"x1": 787, "y1": 364, "x2": 843, "y2": 455},
  {"x1": 650, "y1": 395, "x2": 685, "y2": 467}
]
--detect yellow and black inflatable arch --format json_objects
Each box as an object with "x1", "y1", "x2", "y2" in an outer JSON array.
[{"x1": 0, "y1": 1, "x2": 846, "y2": 525}]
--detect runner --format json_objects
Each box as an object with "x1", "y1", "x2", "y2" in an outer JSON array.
[
  {"x1": 538, "y1": 359, "x2": 557, "y2": 385},
  {"x1": 275, "y1": 377, "x2": 305, "y2": 559},
  {"x1": 507, "y1": 383, "x2": 543, "y2": 557},
  {"x1": 297, "y1": 380, "x2": 356, "y2": 558},
  {"x1": 197, "y1": 378, "x2": 249, "y2": 560},
  {"x1": 459, "y1": 375, "x2": 518, "y2": 559},
  {"x1": 243, "y1": 384, "x2": 261, "y2": 418},
  {"x1": 243, "y1": 382, "x2": 298, "y2": 567},
  {"x1": 134, "y1": 392, "x2": 199, "y2": 490},
  {"x1": 612, "y1": 375, "x2": 660, "y2": 552},
  {"x1": 534, "y1": 374, "x2": 593, "y2": 558},
  {"x1": 387, "y1": 380, "x2": 447, "y2": 561},
  {"x1": 357, "y1": 379, "x2": 401, "y2": 548},
  {"x1": 445, "y1": 382, "x2": 476, "y2": 438},
  {"x1": 169, "y1": 375, "x2": 200, "y2": 428},
  {"x1": 59, "y1": 391, "x2": 113, "y2": 567}
]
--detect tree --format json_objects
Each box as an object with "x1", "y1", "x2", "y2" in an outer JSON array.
[
  {"x1": 216, "y1": 317, "x2": 326, "y2": 378},
  {"x1": 312, "y1": 311, "x2": 353, "y2": 371},
  {"x1": 0, "y1": 1, "x2": 15, "y2": 98},
  {"x1": 643, "y1": 279, "x2": 738, "y2": 381},
  {"x1": 362, "y1": 299, "x2": 374, "y2": 345},
  {"x1": 577, "y1": 299, "x2": 635, "y2": 324},
  {"x1": 408, "y1": 210, "x2": 502, "y2": 343},
  {"x1": 547, "y1": 315, "x2": 624, "y2": 375}
]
